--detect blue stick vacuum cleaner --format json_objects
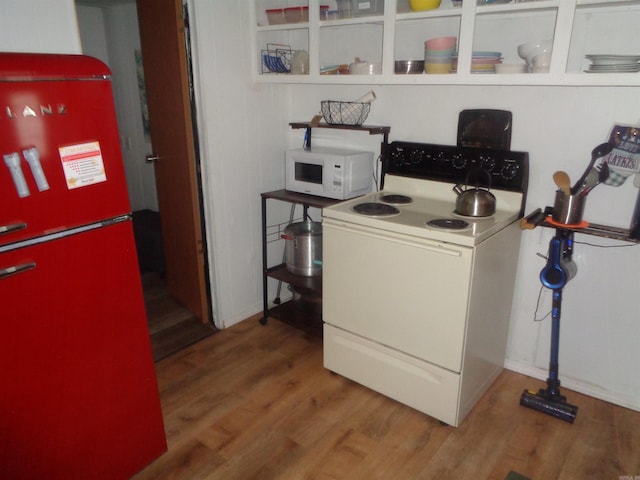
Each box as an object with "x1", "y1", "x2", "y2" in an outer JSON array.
[{"x1": 520, "y1": 229, "x2": 579, "y2": 423}]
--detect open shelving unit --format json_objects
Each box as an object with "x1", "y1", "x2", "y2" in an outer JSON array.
[{"x1": 252, "y1": 0, "x2": 640, "y2": 86}]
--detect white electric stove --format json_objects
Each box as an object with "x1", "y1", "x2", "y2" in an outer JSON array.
[
  {"x1": 322, "y1": 141, "x2": 529, "y2": 427},
  {"x1": 323, "y1": 174, "x2": 523, "y2": 247}
]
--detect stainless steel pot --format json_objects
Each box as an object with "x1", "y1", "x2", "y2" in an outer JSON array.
[
  {"x1": 452, "y1": 169, "x2": 496, "y2": 217},
  {"x1": 281, "y1": 221, "x2": 322, "y2": 276}
]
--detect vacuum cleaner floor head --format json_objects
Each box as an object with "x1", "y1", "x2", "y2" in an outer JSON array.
[{"x1": 520, "y1": 389, "x2": 578, "y2": 423}]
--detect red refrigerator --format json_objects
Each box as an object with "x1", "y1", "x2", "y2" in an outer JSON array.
[{"x1": 0, "y1": 53, "x2": 166, "y2": 479}]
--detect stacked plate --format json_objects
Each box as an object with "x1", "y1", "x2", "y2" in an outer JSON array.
[
  {"x1": 452, "y1": 51, "x2": 503, "y2": 74},
  {"x1": 584, "y1": 54, "x2": 640, "y2": 73}
]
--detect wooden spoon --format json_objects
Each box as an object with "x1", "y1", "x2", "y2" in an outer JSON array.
[
  {"x1": 310, "y1": 112, "x2": 323, "y2": 127},
  {"x1": 553, "y1": 170, "x2": 571, "y2": 195}
]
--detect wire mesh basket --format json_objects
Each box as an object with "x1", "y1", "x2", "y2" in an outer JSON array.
[
  {"x1": 261, "y1": 44, "x2": 292, "y2": 74},
  {"x1": 320, "y1": 100, "x2": 371, "y2": 126}
]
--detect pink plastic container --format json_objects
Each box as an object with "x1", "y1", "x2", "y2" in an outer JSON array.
[{"x1": 266, "y1": 8, "x2": 286, "y2": 25}]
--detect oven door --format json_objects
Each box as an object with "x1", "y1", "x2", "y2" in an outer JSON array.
[{"x1": 323, "y1": 218, "x2": 474, "y2": 373}]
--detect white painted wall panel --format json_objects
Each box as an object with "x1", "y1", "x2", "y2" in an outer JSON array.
[
  {"x1": 76, "y1": 3, "x2": 158, "y2": 213},
  {"x1": 75, "y1": 6, "x2": 110, "y2": 64},
  {"x1": 0, "y1": 0, "x2": 81, "y2": 54},
  {"x1": 106, "y1": 4, "x2": 157, "y2": 212},
  {"x1": 190, "y1": 1, "x2": 290, "y2": 327}
]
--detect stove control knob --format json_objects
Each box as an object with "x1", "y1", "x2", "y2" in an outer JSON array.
[
  {"x1": 431, "y1": 151, "x2": 446, "y2": 163},
  {"x1": 408, "y1": 151, "x2": 423, "y2": 165},
  {"x1": 501, "y1": 162, "x2": 520, "y2": 179},
  {"x1": 451, "y1": 154, "x2": 467, "y2": 169},
  {"x1": 479, "y1": 156, "x2": 496, "y2": 172}
]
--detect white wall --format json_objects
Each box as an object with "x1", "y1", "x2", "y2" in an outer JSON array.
[
  {"x1": 0, "y1": 0, "x2": 81, "y2": 54},
  {"x1": 189, "y1": 1, "x2": 291, "y2": 327},
  {"x1": 191, "y1": 1, "x2": 640, "y2": 411},
  {"x1": 75, "y1": 5, "x2": 110, "y2": 65},
  {"x1": 76, "y1": 3, "x2": 158, "y2": 212}
]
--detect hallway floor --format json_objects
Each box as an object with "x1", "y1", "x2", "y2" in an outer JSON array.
[{"x1": 142, "y1": 271, "x2": 216, "y2": 362}]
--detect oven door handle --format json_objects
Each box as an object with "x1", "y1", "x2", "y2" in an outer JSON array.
[{"x1": 325, "y1": 222, "x2": 464, "y2": 257}]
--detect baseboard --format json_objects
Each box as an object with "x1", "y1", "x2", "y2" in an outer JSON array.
[
  {"x1": 504, "y1": 359, "x2": 639, "y2": 412},
  {"x1": 219, "y1": 306, "x2": 265, "y2": 329}
]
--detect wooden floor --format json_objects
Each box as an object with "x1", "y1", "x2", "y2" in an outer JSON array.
[
  {"x1": 142, "y1": 272, "x2": 216, "y2": 362},
  {"x1": 133, "y1": 316, "x2": 640, "y2": 480}
]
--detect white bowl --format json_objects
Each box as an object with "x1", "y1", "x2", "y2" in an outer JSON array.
[
  {"x1": 517, "y1": 40, "x2": 553, "y2": 66},
  {"x1": 348, "y1": 62, "x2": 382, "y2": 75},
  {"x1": 494, "y1": 63, "x2": 527, "y2": 74}
]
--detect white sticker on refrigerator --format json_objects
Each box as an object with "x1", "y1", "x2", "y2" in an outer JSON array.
[{"x1": 59, "y1": 141, "x2": 107, "y2": 189}]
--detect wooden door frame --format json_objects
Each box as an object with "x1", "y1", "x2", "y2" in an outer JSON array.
[{"x1": 181, "y1": 1, "x2": 214, "y2": 324}]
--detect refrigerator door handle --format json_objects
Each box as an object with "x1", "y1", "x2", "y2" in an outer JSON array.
[
  {"x1": 0, "y1": 261, "x2": 36, "y2": 280},
  {"x1": 0, "y1": 222, "x2": 28, "y2": 236}
]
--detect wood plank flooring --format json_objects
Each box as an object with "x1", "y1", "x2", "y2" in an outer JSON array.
[
  {"x1": 142, "y1": 272, "x2": 216, "y2": 362},
  {"x1": 133, "y1": 316, "x2": 640, "y2": 480}
]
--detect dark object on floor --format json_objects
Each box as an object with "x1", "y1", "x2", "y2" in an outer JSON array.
[
  {"x1": 505, "y1": 471, "x2": 530, "y2": 480},
  {"x1": 520, "y1": 229, "x2": 578, "y2": 423},
  {"x1": 133, "y1": 209, "x2": 165, "y2": 275}
]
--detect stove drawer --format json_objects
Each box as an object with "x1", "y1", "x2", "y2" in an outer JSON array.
[
  {"x1": 324, "y1": 324, "x2": 462, "y2": 426},
  {"x1": 323, "y1": 220, "x2": 473, "y2": 373}
]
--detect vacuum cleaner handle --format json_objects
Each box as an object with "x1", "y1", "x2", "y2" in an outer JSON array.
[
  {"x1": 521, "y1": 230, "x2": 579, "y2": 424},
  {"x1": 540, "y1": 235, "x2": 577, "y2": 290}
]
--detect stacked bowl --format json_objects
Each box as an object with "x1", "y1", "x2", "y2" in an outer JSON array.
[
  {"x1": 424, "y1": 36, "x2": 457, "y2": 74},
  {"x1": 452, "y1": 51, "x2": 503, "y2": 74}
]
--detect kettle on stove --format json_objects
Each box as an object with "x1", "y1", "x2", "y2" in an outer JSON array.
[{"x1": 452, "y1": 169, "x2": 496, "y2": 217}]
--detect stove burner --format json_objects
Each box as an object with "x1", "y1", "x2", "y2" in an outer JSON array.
[
  {"x1": 379, "y1": 194, "x2": 413, "y2": 204},
  {"x1": 427, "y1": 218, "x2": 470, "y2": 230},
  {"x1": 353, "y1": 202, "x2": 400, "y2": 216}
]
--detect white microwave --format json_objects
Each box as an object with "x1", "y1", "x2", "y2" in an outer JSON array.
[{"x1": 285, "y1": 147, "x2": 374, "y2": 200}]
